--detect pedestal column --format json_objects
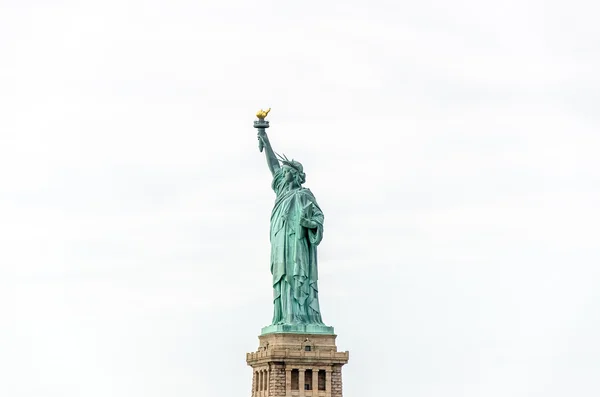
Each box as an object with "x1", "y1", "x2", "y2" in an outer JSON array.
[
  {"x1": 298, "y1": 368, "x2": 305, "y2": 397},
  {"x1": 285, "y1": 368, "x2": 292, "y2": 396}
]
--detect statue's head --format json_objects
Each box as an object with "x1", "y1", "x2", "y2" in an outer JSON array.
[{"x1": 279, "y1": 155, "x2": 306, "y2": 187}]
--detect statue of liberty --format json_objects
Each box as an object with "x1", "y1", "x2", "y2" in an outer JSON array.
[{"x1": 254, "y1": 109, "x2": 332, "y2": 334}]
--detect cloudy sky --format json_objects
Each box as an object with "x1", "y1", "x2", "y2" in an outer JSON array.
[{"x1": 1, "y1": 1, "x2": 599, "y2": 396}]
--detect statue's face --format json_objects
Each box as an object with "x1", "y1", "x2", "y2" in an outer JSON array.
[{"x1": 283, "y1": 166, "x2": 295, "y2": 183}]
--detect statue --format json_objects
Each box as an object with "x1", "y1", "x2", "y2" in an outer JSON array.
[{"x1": 254, "y1": 109, "x2": 333, "y2": 334}]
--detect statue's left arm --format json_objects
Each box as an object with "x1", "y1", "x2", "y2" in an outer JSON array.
[{"x1": 300, "y1": 199, "x2": 324, "y2": 246}]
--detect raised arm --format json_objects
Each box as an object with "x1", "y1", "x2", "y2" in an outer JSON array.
[{"x1": 257, "y1": 129, "x2": 280, "y2": 177}]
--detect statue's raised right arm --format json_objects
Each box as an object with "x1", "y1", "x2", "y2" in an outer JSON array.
[{"x1": 258, "y1": 130, "x2": 280, "y2": 177}]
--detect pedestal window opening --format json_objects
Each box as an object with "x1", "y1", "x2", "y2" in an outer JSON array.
[
  {"x1": 305, "y1": 369, "x2": 313, "y2": 390},
  {"x1": 318, "y1": 370, "x2": 326, "y2": 391},
  {"x1": 291, "y1": 369, "x2": 299, "y2": 390}
]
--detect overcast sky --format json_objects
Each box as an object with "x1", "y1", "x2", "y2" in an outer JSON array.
[{"x1": 1, "y1": 1, "x2": 599, "y2": 396}]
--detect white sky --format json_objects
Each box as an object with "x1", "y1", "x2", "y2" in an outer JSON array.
[{"x1": 1, "y1": 1, "x2": 599, "y2": 396}]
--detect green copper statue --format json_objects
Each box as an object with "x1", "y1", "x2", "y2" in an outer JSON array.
[{"x1": 254, "y1": 109, "x2": 333, "y2": 335}]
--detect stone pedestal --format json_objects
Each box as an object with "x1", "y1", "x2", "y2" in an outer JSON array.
[{"x1": 246, "y1": 333, "x2": 349, "y2": 397}]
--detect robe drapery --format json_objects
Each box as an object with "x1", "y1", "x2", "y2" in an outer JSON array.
[{"x1": 270, "y1": 167, "x2": 324, "y2": 325}]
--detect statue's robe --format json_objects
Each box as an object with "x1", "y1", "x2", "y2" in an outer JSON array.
[{"x1": 270, "y1": 168, "x2": 324, "y2": 325}]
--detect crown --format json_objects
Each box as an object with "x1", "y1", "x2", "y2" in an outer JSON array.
[{"x1": 276, "y1": 153, "x2": 303, "y2": 174}]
